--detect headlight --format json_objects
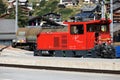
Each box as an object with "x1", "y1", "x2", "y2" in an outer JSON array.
[
  {"x1": 12, "y1": 39, "x2": 16, "y2": 42},
  {"x1": 17, "y1": 40, "x2": 20, "y2": 42}
]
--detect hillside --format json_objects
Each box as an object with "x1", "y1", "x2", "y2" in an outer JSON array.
[{"x1": 32, "y1": 0, "x2": 83, "y2": 20}]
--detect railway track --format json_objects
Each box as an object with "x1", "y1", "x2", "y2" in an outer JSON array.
[{"x1": 0, "y1": 63, "x2": 120, "y2": 74}]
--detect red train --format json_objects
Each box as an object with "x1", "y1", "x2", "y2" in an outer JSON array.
[{"x1": 34, "y1": 19, "x2": 115, "y2": 58}]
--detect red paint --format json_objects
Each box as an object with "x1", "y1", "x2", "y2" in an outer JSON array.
[{"x1": 37, "y1": 19, "x2": 112, "y2": 51}]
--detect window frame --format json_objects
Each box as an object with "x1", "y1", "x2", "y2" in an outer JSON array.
[{"x1": 70, "y1": 24, "x2": 84, "y2": 35}]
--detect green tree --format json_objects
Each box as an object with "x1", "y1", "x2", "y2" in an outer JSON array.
[
  {"x1": 33, "y1": 0, "x2": 59, "y2": 16},
  {"x1": 32, "y1": 0, "x2": 80, "y2": 20},
  {"x1": 18, "y1": 6, "x2": 29, "y2": 27},
  {"x1": 0, "y1": 0, "x2": 7, "y2": 16},
  {"x1": 5, "y1": 8, "x2": 15, "y2": 19},
  {"x1": 6, "y1": 6, "x2": 29, "y2": 27}
]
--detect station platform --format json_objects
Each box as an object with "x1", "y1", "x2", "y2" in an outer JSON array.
[
  {"x1": 0, "y1": 56, "x2": 120, "y2": 73},
  {"x1": 0, "y1": 46, "x2": 120, "y2": 74}
]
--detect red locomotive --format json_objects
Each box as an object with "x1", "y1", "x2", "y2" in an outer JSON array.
[{"x1": 34, "y1": 19, "x2": 115, "y2": 58}]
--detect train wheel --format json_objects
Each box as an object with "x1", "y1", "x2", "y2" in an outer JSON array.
[
  {"x1": 34, "y1": 50, "x2": 42, "y2": 56},
  {"x1": 72, "y1": 51, "x2": 77, "y2": 57},
  {"x1": 29, "y1": 46, "x2": 33, "y2": 51},
  {"x1": 63, "y1": 51, "x2": 74, "y2": 57},
  {"x1": 29, "y1": 44, "x2": 36, "y2": 51},
  {"x1": 12, "y1": 42, "x2": 17, "y2": 48},
  {"x1": 54, "y1": 51, "x2": 64, "y2": 57},
  {"x1": 48, "y1": 51, "x2": 54, "y2": 56}
]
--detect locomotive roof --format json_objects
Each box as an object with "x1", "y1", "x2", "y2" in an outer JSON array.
[{"x1": 63, "y1": 19, "x2": 111, "y2": 25}]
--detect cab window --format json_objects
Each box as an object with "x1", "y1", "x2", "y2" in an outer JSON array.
[
  {"x1": 87, "y1": 24, "x2": 95, "y2": 32},
  {"x1": 101, "y1": 25, "x2": 108, "y2": 32},
  {"x1": 70, "y1": 25, "x2": 84, "y2": 34},
  {"x1": 87, "y1": 24, "x2": 109, "y2": 32}
]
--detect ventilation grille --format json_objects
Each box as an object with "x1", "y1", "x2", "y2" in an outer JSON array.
[
  {"x1": 54, "y1": 37, "x2": 60, "y2": 47},
  {"x1": 61, "y1": 35, "x2": 67, "y2": 48}
]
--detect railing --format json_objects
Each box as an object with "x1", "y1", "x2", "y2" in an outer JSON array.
[
  {"x1": 113, "y1": 2, "x2": 120, "y2": 11},
  {"x1": 113, "y1": 0, "x2": 120, "y2": 4}
]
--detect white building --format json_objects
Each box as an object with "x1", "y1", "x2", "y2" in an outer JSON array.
[
  {"x1": 59, "y1": 0, "x2": 79, "y2": 6},
  {"x1": 84, "y1": 0, "x2": 90, "y2": 2},
  {"x1": 84, "y1": 0, "x2": 99, "y2": 3}
]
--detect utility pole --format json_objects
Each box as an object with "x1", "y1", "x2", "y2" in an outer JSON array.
[
  {"x1": 15, "y1": 0, "x2": 18, "y2": 32},
  {"x1": 101, "y1": 0, "x2": 105, "y2": 18},
  {"x1": 110, "y1": 0, "x2": 113, "y2": 41}
]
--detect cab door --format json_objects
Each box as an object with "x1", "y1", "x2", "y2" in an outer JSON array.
[
  {"x1": 68, "y1": 24, "x2": 86, "y2": 50},
  {"x1": 86, "y1": 24, "x2": 95, "y2": 49}
]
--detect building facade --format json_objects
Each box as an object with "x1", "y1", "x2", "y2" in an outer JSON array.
[{"x1": 0, "y1": 19, "x2": 16, "y2": 45}]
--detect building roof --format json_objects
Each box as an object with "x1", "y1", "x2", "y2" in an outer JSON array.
[
  {"x1": 28, "y1": 16, "x2": 62, "y2": 26},
  {"x1": 81, "y1": 4, "x2": 98, "y2": 12},
  {"x1": 42, "y1": 12, "x2": 61, "y2": 17}
]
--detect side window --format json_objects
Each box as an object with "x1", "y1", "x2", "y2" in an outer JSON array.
[
  {"x1": 87, "y1": 25, "x2": 95, "y2": 32},
  {"x1": 70, "y1": 25, "x2": 84, "y2": 34}
]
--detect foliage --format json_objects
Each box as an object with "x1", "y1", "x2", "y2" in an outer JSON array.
[
  {"x1": 0, "y1": 0, "x2": 7, "y2": 16},
  {"x1": 55, "y1": 8, "x2": 73, "y2": 20},
  {"x1": 33, "y1": 0, "x2": 59, "y2": 16},
  {"x1": 6, "y1": 6, "x2": 29, "y2": 27},
  {"x1": 5, "y1": 0, "x2": 81, "y2": 27},
  {"x1": 5, "y1": 8, "x2": 15, "y2": 19},
  {"x1": 105, "y1": 0, "x2": 110, "y2": 1},
  {"x1": 18, "y1": 6, "x2": 29, "y2": 27},
  {"x1": 32, "y1": 0, "x2": 80, "y2": 20}
]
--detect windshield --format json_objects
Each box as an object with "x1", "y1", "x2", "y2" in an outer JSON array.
[{"x1": 87, "y1": 24, "x2": 109, "y2": 33}]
